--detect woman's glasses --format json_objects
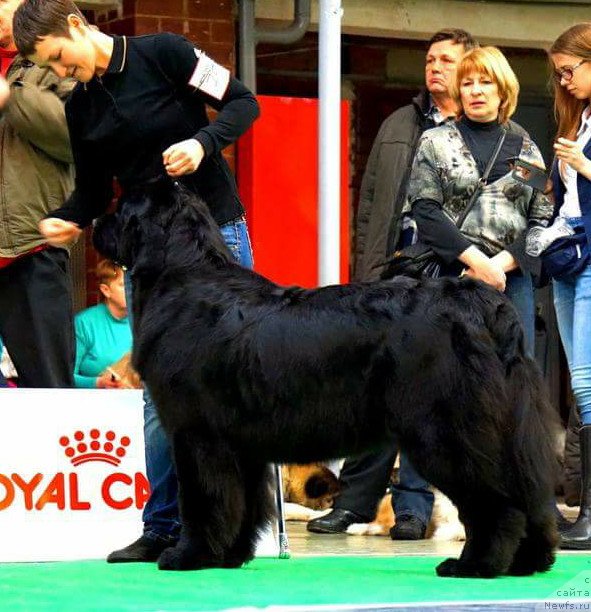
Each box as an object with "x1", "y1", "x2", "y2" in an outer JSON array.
[{"x1": 554, "y1": 59, "x2": 587, "y2": 83}]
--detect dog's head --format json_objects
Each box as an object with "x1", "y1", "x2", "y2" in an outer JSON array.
[
  {"x1": 282, "y1": 463, "x2": 341, "y2": 510},
  {"x1": 92, "y1": 178, "x2": 233, "y2": 275}
]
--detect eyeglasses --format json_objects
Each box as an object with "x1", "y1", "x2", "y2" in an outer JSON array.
[{"x1": 554, "y1": 59, "x2": 587, "y2": 83}]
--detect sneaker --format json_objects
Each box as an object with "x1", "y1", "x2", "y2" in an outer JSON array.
[
  {"x1": 106, "y1": 535, "x2": 173, "y2": 563},
  {"x1": 390, "y1": 515, "x2": 426, "y2": 540}
]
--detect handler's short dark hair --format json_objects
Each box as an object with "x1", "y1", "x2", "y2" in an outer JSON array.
[
  {"x1": 13, "y1": 0, "x2": 88, "y2": 57},
  {"x1": 427, "y1": 28, "x2": 478, "y2": 51}
]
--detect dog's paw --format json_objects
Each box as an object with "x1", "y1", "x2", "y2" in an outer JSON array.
[
  {"x1": 508, "y1": 548, "x2": 555, "y2": 576},
  {"x1": 346, "y1": 522, "x2": 388, "y2": 536},
  {"x1": 157, "y1": 545, "x2": 221, "y2": 571},
  {"x1": 435, "y1": 557, "x2": 500, "y2": 578},
  {"x1": 431, "y1": 522, "x2": 466, "y2": 541}
]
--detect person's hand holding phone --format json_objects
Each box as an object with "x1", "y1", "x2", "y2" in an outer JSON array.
[{"x1": 554, "y1": 137, "x2": 591, "y2": 176}]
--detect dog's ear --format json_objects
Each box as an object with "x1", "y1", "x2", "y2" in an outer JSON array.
[
  {"x1": 119, "y1": 205, "x2": 168, "y2": 275},
  {"x1": 92, "y1": 213, "x2": 121, "y2": 262}
]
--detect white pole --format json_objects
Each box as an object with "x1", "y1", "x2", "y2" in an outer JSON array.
[{"x1": 318, "y1": 0, "x2": 342, "y2": 286}]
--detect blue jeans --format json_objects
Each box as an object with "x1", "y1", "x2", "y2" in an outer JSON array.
[
  {"x1": 553, "y1": 219, "x2": 591, "y2": 426},
  {"x1": 504, "y1": 270, "x2": 535, "y2": 358},
  {"x1": 391, "y1": 453, "x2": 434, "y2": 527},
  {"x1": 126, "y1": 216, "x2": 253, "y2": 540}
]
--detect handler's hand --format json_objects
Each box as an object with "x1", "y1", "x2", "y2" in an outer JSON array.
[
  {"x1": 39, "y1": 218, "x2": 82, "y2": 247},
  {"x1": 554, "y1": 137, "x2": 591, "y2": 175},
  {"x1": 162, "y1": 139, "x2": 205, "y2": 177}
]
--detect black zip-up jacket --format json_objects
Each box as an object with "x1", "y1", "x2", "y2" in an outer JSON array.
[
  {"x1": 49, "y1": 33, "x2": 260, "y2": 228},
  {"x1": 354, "y1": 90, "x2": 430, "y2": 282}
]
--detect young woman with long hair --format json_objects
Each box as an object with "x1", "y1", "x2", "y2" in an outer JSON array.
[{"x1": 548, "y1": 23, "x2": 591, "y2": 550}]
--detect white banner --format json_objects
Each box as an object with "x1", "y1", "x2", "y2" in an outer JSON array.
[{"x1": 0, "y1": 389, "x2": 278, "y2": 562}]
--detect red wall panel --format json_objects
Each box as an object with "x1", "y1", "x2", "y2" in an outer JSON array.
[{"x1": 238, "y1": 95, "x2": 350, "y2": 287}]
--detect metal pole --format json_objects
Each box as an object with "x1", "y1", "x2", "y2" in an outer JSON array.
[
  {"x1": 238, "y1": 0, "x2": 257, "y2": 93},
  {"x1": 318, "y1": 0, "x2": 342, "y2": 286}
]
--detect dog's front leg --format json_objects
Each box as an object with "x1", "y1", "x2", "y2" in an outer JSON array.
[{"x1": 158, "y1": 429, "x2": 245, "y2": 571}]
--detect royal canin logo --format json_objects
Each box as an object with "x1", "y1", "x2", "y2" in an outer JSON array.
[
  {"x1": 60, "y1": 429, "x2": 131, "y2": 466},
  {"x1": 0, "y1": 429, "x2": 149, "y2": 511}
]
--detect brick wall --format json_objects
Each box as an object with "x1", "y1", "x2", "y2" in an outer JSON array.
[{"x1": 81, "y1": 0, "x2": 238, "y2": 306}]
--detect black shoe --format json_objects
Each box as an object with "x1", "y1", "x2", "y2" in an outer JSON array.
[
  {"x1": 307, "y1": 508, "x2": 366, "y2": 534},
  {"x1": 561, "y1": 425, "x2": 591, "y2": 551},
  {"x1": 107, "y1": 535, "x2": 173, "y2": 563},
  {"x1": 390, "y1": 515, "x2": 426, "y2": 540}
]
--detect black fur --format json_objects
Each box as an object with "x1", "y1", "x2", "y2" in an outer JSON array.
[{"x1": 96, "y1": 178, "x2": 559, "y2": 576}]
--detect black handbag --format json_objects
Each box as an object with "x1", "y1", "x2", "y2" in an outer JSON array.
[
  {"x1": 541, "y1": 227, "x2": 590, "y2": 280},
  {"x1": 381, "y1": 241, "x2": 443, "y2": 279},
  {"x1": 381, "y1": 130, "x2": 507, "y2": 280}
]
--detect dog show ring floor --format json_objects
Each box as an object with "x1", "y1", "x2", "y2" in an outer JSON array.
[{"x1": 2, "y1": 523, "x2": 591, "y2": 612}]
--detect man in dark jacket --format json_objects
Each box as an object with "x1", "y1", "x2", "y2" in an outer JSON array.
[
  {"x1": 0, "y1": 0, "x2": 75, "y2": 388},
  {"x1": 308, "y1": 29, "x2": 478, "y2": 540}
]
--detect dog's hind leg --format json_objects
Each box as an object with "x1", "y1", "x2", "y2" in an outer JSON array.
[
  {"x1": 223, "y1": 459, "x2": 275, "y2": 568},
  {"x1": 158, "y1": 429, "x2": 246, "y2": 571},
  {"x1": 436, "y1": 498, "x2": 526, "y2": 578}
]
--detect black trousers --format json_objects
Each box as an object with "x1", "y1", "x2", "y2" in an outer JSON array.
[
  {"x1": 333, "y1": 445, "x2": 398, "y2": 519},
  {"x1": 333, "y1": 445, "x2": 435, "y2": 525},
  {"x1": 0, "y1": 248, "x2": 74, "y2": 388}
]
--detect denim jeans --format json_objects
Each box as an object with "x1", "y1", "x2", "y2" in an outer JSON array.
[
  {"x1": 391, "y1": 453, "x2": 434, "y2": 527},
  {"x1": 125, "y1": 216, "x2": 253, "y2": 540},
  {"x1": 553, "y1": 219, "x2": 591, "y2": 426},
  {"x1": 504, "y1": 270, "x2": 535, "y2": 358}
]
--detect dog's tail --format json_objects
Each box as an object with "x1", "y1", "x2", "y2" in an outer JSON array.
[{"x1": 482, "y1": 292, "x2": 560, "y2": 515}]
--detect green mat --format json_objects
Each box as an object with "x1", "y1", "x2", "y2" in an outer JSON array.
[{"x1": 1, "y1": 555, "x2": 590, "y2": 611}]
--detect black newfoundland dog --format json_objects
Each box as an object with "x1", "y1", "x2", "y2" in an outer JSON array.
[{"x1": 95, "y1": 179, "x2": 559, "y2": 577}]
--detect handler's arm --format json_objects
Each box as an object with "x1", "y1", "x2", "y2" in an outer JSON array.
[
  {"x1": 156, "y1": 32, "x2": 260, "y2": 158},
  {"x1": 44, "y1": 101, "x2": 114, "y2": 229}
]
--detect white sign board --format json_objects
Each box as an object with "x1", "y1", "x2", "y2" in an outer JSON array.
[{"x1": 0, "y1": 389, "x2": 278, "y2": 562}]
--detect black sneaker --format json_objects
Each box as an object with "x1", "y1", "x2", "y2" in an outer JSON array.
[
  {"x1": 106, "y1": 535, "x2": 173, "y2": 563},
  {"x1": 390, "y1": 515, "x2": 427, "y2": 540},
  {"x1": 307, "y1": 508, "x2": 366, "y2": 534}
]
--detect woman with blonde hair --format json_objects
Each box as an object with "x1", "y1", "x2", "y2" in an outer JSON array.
[
  {"x1": 406, "y1": 46, "x2": 553, "y2": 354},
  {"x1": 544, "y1": 23, "x2": 591, "y2": 550}
]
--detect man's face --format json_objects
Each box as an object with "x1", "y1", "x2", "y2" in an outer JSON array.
[
  {"x1": 425, "y1": 39, "x2": 465, "y2": 96},
  {"x1": 0, "y1": 0, "x2": 22, "y2": 50}
]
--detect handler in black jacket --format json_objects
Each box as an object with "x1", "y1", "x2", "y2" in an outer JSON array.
[{"x1": 14, "y1": 0, "x2": 259, "y2": 562}]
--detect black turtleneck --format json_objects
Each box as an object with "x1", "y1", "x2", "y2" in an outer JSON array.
[
  {"x1": 412, "y1": 116, "x2": 524, "y2": 265},
  {"x1": 456, "y1": 116, "x2": 522, "y2": 182}
]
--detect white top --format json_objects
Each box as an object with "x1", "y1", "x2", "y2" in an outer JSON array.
[{"x1": 559, "y1": 105, "x2": 591, "y2": 218}]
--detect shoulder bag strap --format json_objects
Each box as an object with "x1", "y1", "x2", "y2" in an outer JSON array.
[{"x1": 455, "y1": 129, "x2": 506, "y2": 229}]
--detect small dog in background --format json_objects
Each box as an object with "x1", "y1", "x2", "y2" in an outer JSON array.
[
  {"x1": 284, "y1": 462, "x2": 465, "y2": 541},
  {"x1": 282, "y1": 463, "x2": 341, "y2": 521},
  {"x1": 103, "y1": 352, "x2": 143, "y2": 390},
  {"x1": 346, "y1": 491, "x2": 465, "y2": 541}
]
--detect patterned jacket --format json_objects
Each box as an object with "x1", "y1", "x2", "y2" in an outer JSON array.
[{"x1": 407, "y1": 122, "x2": 553, "y2": 259}]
